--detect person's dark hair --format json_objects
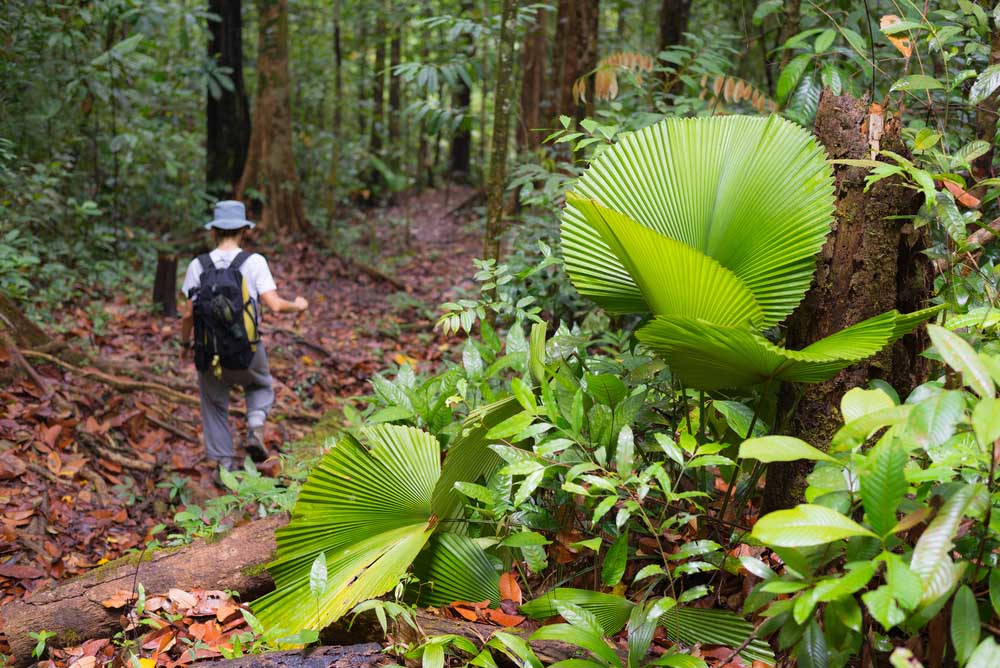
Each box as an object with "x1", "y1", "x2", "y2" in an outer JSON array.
[{"x1": 212, "y1": 226, "x2": 249, "y2": 243}]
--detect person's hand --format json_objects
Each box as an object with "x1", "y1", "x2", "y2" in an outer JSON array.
[{"x1": 293, "y1": 296, "x2": 309, "y2": 312}]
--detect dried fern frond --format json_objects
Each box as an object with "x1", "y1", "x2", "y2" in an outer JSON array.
[
  {"x1": 574, "y1": 51, "x2": 655, "y2": 103},
  {"x1": 699, "y1": 74, "x2": 777, "y2": 113}
]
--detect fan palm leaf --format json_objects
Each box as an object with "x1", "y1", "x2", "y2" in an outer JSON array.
[
  {"x1": 561, "y1": 114, "x2": 940, "y2": 391},
  {"x1": 562, "y1": 115, "x2": 835, "y2": 328},
  {"x1": 411, "y1": 533, "x2": 502, "y2": 607},
  {"x1": 251, "y1": 405, "x2": 521, "y2": 636},
  {"x1": 636, "y1": 306, "x2": 944, "y2": 390}
]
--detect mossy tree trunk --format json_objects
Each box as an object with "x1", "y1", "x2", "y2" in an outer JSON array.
[
  {"x1": 482, "y1": 0, "x2": 520, "y2": 280},
  {"x1": 235, "y1": 0, "x2": 307, "y2": 233},
  {"x1": 761, "y1": 92, "x2": 933, "y2": 513}
]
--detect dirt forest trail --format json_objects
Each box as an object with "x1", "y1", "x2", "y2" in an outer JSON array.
[{"x1": 0, "y1": 187, "x2": 482, "y2": 645}]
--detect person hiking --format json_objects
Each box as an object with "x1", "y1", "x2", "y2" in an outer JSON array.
[{"x1": 179, "y1": 200, "x2": 308, "y2": 474}]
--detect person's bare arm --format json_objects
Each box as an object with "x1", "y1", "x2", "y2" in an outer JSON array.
[
  {"x1": 179, "y1": 301, "x2": 194, "y2": 360},
  {"x1": 260, "y1": 290, "x2": 309, "y2": 313}
]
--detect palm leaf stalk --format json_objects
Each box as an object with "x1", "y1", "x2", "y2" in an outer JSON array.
[{"x1": 561, "y1": 114, "x2": 942, "y2": 392}]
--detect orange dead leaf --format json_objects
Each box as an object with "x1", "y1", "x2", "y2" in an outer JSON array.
[
  {"x1": 880, "y1": 15, "x2": 912, "y2": 58},
  {"x1": 101, "y1": 590, "x2": 134, "y2": 609},
  {"x1": 167, "y1": 588, "x2": 198, "y2": 611},
  {"x1": 485, "y1": 608, "x2": 525, "y2": 627},
  {"x1": 452, "y1": 605, "x2": 479, "y2": 621},
  {"x1": 499, "y1": 572, "x2": 523, "y2": 605},
  {"x1": 942, "y1": 179, "x2": 981, "y2": 208}
]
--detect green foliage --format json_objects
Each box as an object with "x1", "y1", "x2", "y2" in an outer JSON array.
[{"x1": 747, "y1": 328, "x2": 1000, "y2": 668}]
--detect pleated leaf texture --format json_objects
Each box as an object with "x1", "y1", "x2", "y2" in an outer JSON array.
[
  {"x1": 250, "y1": 421, "x2": 506, "y2": 637},
  {"x1": 561, "y1": 114, "x2": 942, "y2": 390}
]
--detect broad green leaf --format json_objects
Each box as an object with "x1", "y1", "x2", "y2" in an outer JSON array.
[
  {"x1": 814, "y1": 29, "x2": 836, "y2": 53},
  {"x1": 309, "y1": 553, "x2": 327, "y2": 598},
  {"x1": 752, "y1": 504, "x2": 877, "y2": 547},
  {"x1": 968, "y1": 638, "x2": 1000, "y2": 668},
  {"x1": 991, "y1": 569, "x2": 1000, "y2": 619},
  {"x1": 812, "y1": 562, "x2": 877, "y2": 602},
  {"x1": 585, "y1": 372, "x2": 628, "y2": 407},
  {"x1": 911, "y1": 485, "x2": 987, "y2": 599},
  {"x1": 890, "y1": 74, "x2": 944, "y2": 92},
  {"x1": 951, "y1": 585, "x2": 980, "y2": 666},
  {"x1": 797, "y1": 620, "x2": 828, "y2": 668},
  {"x1": 531, "y1": 624, "x2": 620, "y2": 667},
  {"x1": 602, "y1": 531, "x2": 629, "y2": 586},
  {"x1": 713, "y1": 400, "x2": 766, "y2": 438},
  {"x1": 841, "y1": 387, "x2": 895, "y2": 422},
  {"x1": 422, "y1": 641, "x2": 444, "y2": 668},
  {"x1": 884, "y1": 553, "x2": 922, "y2": 612},
  {"x1": 973, "y1": 398, "x2": 1000, "y2": 446},
  {"x1": 906, "y1": 390, "x2": 965, "y2": 448},
  {"x1": 739, "y1": 435, "x2": 836, "y2": 463},
  {"x1": 486, "y1": 410, "x2": 535, "y2": 440},
  {"x1": 752, "y1": 0, "x2": 782, "y2": 25},
  {"x1": 562, "y1": 115, "x2": 834, "y2": 329},
  {"x1": 863, "y1": 585, "x2": 905, "y2": 630},
  {"x1": 616, "y1": 426, "x2": 635, "y2": 477},
  {"x1": 861, "y1": 442, "x2": 907, "y2": 536},
  {"x1": 927, "y1": 324, "x2": 995, "y2": 398},
  {"x1": 777, "y1": 53, "x2": 813, "y2": 105},
  {"x1": 970, "y1": 64, "x2": 1000, "y2": 105}
]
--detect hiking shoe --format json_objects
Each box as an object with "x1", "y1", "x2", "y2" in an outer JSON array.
[{"x1": 244, "y1": 427, "x2": 268, "y2": 463}]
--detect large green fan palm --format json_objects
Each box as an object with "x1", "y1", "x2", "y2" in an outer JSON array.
[
  {"x1": 561, "y1": 115, "x2": 940, "y2": 390},
  {"x1": 250, "y1": 399, "x2": 520, "y2": 637}
]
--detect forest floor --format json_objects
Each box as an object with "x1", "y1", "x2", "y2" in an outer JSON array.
[{"x1": 0, "y1": 186, "x2": 485, "y2": 660}]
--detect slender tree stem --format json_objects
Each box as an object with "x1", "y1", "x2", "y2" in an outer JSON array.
[{"x1": 717, "y1": 380, "x2": 771, "y2": 525}]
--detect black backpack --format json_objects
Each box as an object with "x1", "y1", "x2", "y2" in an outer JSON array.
[{"x1": 189, "y1": 251, "x2": 260, "y2": 373}]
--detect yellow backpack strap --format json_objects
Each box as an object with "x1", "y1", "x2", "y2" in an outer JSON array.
[{"x1": 230, "y1": 251, "x2": 259, "y2": 348}]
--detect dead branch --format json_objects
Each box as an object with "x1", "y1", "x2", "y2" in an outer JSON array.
[{"x1": 934, "y1": 215, "x2": 1000, "y2": 273}]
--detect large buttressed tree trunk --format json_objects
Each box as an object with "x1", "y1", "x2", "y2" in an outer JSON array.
[
  {"x1": 206, "y1": 0, "x2": 251, "y2": 197},
  {"x1": 518, "y1": 7, "x2": 547, "y2": 150},
  {"x1": 236, "y1": 0, "x2": 307, "y2": 233},
  {"x1": 761, "y1": 92, "x2": 933, "y2": 512}
]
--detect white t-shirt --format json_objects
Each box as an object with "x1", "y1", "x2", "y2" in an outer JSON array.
[{"x1": 181, "y1": 249, "x2": 277, "y2": 306}]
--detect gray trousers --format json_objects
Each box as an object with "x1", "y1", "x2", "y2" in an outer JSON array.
[{"x1": 197, "y1": 343, "x2": 275, "y2": 467}]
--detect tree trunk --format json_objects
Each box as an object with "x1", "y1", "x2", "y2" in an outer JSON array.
[
  {"x1": 449, "y1": 1, "x2": 475, "y2": 181},
  {"x1": 518, "y1": 8, "x2": 547, "y2": 151},
  {"x1": 235, "y1": 0, "x2": 307, "y2": 233},
  {"x1": 1, "y1": 515, "x2": 284, "y2": 667},
  {"x1": 550, "y1": 0, "x2": 578, "y2": 123},
  {"x1": 777, "y1": 0, "x2": 801, "y2": 70},
  {"x1": 206, "y1": 0, "x2": 251, "y2": 198},
  {"x1": 324, "y1": 0, "x2": 343, "y2": 216},
  {"x1": 191, "y1": 646, "x2": 384, "y2": 668},
  {"x1": 761, "y1": 92, "x2": 932, "y2": 513},
  {"x1": 482, "y1": 0, "x2": 520, "y2": 280},
  {"x1": 370, "y1": 8, "x2": 386, "y2": 158},
  {"x1": 152, "y1": 252, "x2": 178, "y2": 317},
  {"x1": 658, "y1": 0, "x2": 692, "y2": 52},
  {"x1": 388, "y1": 18, "x2": 402, "y2": 169},
  {"x1": 357, "y1": 9, "x2": 369, "y2": 140},
  {"x1": 0, "y1": 292, "x2": 50, "y2": 349},
  {"x1": 973, "y1": 17, "x2": 1000, "y2": 180},
  {"x1": 575, "y1": 0, "x2": 599, "y2": 121},
  {"x1": 658, "y1": 0, "x2": 692, "y2": 94}
]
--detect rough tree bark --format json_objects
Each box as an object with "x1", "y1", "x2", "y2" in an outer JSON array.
[
  {"x1": 972, "y1": 15, "x2": 1000, "y2": 180},
  {"x1": 235, "y1": 0, "x2": 307, "y2": 233},
  {"x1": 323, "y1": 0, "x2": 343, "y2": 216},
  {"x1": 482, "y1": 0, "x2": 520, "y2": 281},
  {"x1": 658, "y1": 0, "x2": 692, "y2": 94},
  {"x1": 518, "y1": 8, "x2": 547, "y2": 150},
  {"x1": 777, "y1": 0, "x2": 801, "y2": 70},
  {"x1": 575, "y1": 0, "x2": 599, "y2": 121},
  {"x1": 449, "y1": 1, "x2": 475, "y2": 181},
  {"x1": 761, "y1": 92, "x2": 933, "y2": 513},
  {"x1": 206, "y1": 0, "x2": 251, "y2": 198},
  {"x1": 370, "y1": 5, "x2": 386, "y2": 158},
  {"x1": 152, "y1": 252, "x2": 178, "y2": 317},
  {"x1": 2, "y1": 515, "x2": 284, "y2": 666}
]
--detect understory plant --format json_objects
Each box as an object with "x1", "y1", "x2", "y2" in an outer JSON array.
[{"x1": 740, "y1": 320, "x2": 1000, "y2": 667}]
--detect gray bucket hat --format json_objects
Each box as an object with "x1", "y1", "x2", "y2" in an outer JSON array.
[{"x1": 205, "y1": 200, "x2": 255, "y2": 230}]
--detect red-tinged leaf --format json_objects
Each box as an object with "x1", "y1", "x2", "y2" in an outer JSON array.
[
  {"x1": 499, "y1": 572, "x2": 523, "y2": 605},
  {"x1": 42, "y1": 424, "x2": 62, "y2": 448},
  {"x1": 0, "y1": 451, "x2": 27, "y2": 480},
  {"x1": 453, "y1": 605, "x2": 479, "y2": 621}
]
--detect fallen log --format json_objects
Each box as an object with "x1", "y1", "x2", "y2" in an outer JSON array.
[
  {"x1": 188, "y1": 644, "x2": 386, "y2": 668},
  {"x1": 2, "y1": 515, "x2": 286, "y2": 666}
]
